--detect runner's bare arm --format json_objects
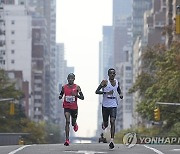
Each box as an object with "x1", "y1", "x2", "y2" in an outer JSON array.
[
  {"x1": 117, "y1": 82, "x2": 123, "y2": 99},
  {"x1": 59, "y1": 86, "x2": 64, "y2": 99},
  {"x1": 77, "y1": 86, "x2": 84, "y2": 100},
  {"x1": 95, "y1": 80, "x2": 107, "y2": 94}
]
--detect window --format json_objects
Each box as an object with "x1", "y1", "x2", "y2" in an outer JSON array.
[
  {"x1": 11, "y1": 31, "x2": 15, "y2": 35},
  {"x1": 126, "y1": 66, "x2": 131, "y2": 70},
  {"x1": 11, "y1": 59, "x2": 15, "y2": 64},
  {"x1": 0, "y1": 50, "x2": 5, "y2": 55},
  {"x1": 0, "y1": 60, "x2": 5, "y2": 64},
  {"x1": 126, "y1": 99, "x2": 132, "y2": 103},
  {"x1": 125, "y1": 105, "x2": 132, "y2": 111},
  {"x1": 126, "y1": 73, "x2": 131, "y2": 77},
  {"x1": 11, "y1": 40, "x2": 15, "y2": 44},
  {"x1": 11, "y1": 50, "x2": 15, "y2": 54},
  {"x1": 11, "y1": 20, "x2": 15, "y2": 25},
  {"x1": 126, "y1": 79, "x2": 132, "y2": 83}
]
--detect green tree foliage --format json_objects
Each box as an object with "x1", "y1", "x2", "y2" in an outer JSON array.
[
  {"x1": 129, "y1": 42, "x2": 180, "y2": 132},
  {"x1": 44, "y1": 122, "x2": 61, "y2": 144},
  {"x1": 0, "y1": 69, "x2": 48, "y2": 144},
  {"x1": 115, "y1": 126, "x2": 160, "y2": 143},
  {"x1": 0, "y1": 69, "x2": 25, "y2": 132},
  {"x1": 22, "y1": 120, "x2": 46, "y2": 144},
  {"x1": 168, "y1": 122, "x2": 180, "y2": 136},
  {"x1": 0, "y1": 69, "x2": 23, "y2": 99}
]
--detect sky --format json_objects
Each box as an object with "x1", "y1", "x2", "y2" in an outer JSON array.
[{"x1": 56, "y1": 0, "x2": 112, "y2": 137}]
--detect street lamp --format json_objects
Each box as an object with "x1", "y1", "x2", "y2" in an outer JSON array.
[{"x1": 0, "y1": 98, "x2": 14, "y2": 102}]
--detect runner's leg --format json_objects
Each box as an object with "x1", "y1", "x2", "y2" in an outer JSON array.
[
  {"x1": 110, "y1": 117, "x2": 116, "y2": 138},
  {"x1": 71, "y1": 109, "x2": 78, "y2": 126},
  {"x1": 109, "y1": 107, "x2": 117, "y2": 149},
  {"x1": 110, "y1": 107, "x2": 117, "y2": 138},
  {"x1": 64, "y1": 109, "x2": 71, "y2": 140},
  {"x1": 71, "y1": 109, "x2": 78, "y2": 132},
  {"x1": 102, "y1": 106, "x2": 109, "y2": 129}
]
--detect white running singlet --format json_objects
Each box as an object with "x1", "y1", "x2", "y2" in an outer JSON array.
[{"x1": 102, "y1": 79, "x2": 118, "y2": 107}]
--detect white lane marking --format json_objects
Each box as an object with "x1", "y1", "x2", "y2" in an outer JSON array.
[
  {"x1": 8, "y1": 145, "x2": 31, "y2": 154},
  {"x1": 144, "y1": 145, "x2": 164, "y2": 154},
  {"x1": 64, "y1": 151, "x2": 107, "y2": 154},
  {"x1": 77, "y1": 151, "x2": 106, "y2": 154}
]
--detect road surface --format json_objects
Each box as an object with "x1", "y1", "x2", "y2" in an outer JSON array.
[{"x1": 0, "y1": 143, "x2": 180, "y2": 154}]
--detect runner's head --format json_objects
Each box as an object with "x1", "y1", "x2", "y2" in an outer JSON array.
[
  {"x1": 67, "y1": 73, "x2": 75, "y2": 85},
  {"x1": 108, "y1": 68, "x2": 116, "y2": 80}
]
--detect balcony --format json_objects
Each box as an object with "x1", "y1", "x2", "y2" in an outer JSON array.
[
  {"x1": 0, "y1": 59, "x2": 5, "y2": 65},
  {"x1": 0, "y1": 40, "x2": 5, "y2": 46},
  {"x1": 154, "y1": 22, "x2": 165, "y2": 28},
  {"x1": 0, "y1": 50, "x2": 5, "y2": 55},
  {"x1": 34, "y1": 95, "x2": 42, "y2": 99},
  {"x1": 0, "y1": 30, "x2": 5, "y2": 35},
  {"x1": 0, "y1": 19, "x2": 4, "y2": 23},
  {"x1": 34, "y1": 110, "x2": 42, "y2": 116},
  {"x1": 35, "y1": 87, "x2": 42, "y2": 91},
  {"x1": 34, "y1": 103, "x2": 42, "y2": 108}
]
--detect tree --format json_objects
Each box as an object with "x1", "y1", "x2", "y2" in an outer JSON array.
[
  {"x1": 0, "y1": 69, "x2": 25, "y2": 132},
  {"x1": 130, "y1": 42, "x2": 180, "y2": 133},
  {"x1": 0, "y1": 69, "x2": 47, "y2": 144},
  {"x1": 22, "y1": 120, "x2": 47, "y2": 144},
  {"x1": 0, "y1": 69, "x2": 23, "y2": 99},
  {"x1": 44, "y1": 122, "x2": 61, "y2": 144}
]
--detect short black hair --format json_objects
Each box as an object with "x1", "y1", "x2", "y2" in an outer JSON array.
[
  {"x1": 108, "y1": 68, "x2": 115, "y2": 74},
  {"x1": 67, "y1": 73, "x2": 75, "y2": 78}
]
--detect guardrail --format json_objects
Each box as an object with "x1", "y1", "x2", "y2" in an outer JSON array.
[{"x1": 0, "y1": 133, "x2": 29, "y2": 146}]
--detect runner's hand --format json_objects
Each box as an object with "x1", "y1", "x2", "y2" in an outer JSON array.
[
  {"x1": 107, "y1": 90, "x2": 113, "y2": 95},
  {"x1": 120, "y1": 94, "x2": 123, "y2": 99},
  {"x1": 59, "y1": 95, "x2": 63, "y2": 99}
]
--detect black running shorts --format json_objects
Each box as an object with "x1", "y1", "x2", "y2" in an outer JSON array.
[
  {"x1": 64, "y1": 108, "x2": 78, "y2": 119},
  {"x1": 102, "y1": 106, "x2": 117, "y2": 122}
]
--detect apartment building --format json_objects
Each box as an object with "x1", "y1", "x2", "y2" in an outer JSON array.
[{"x1": 0, "y1": 2, "x2": 32, "y2": 116}]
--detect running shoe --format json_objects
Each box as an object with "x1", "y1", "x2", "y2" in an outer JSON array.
[
  {"x1": 109, "y1": 141, "x2": 115, "y2": 149},
  {"x1": 101, "y1": 122, "x2": 106, "y2": 130},
  {"x1": 64, "y1": 140, "x2": 70, "y2": 146},
  {"x1": 73, "y1": 123, "x2": 78, "y2": 132}
]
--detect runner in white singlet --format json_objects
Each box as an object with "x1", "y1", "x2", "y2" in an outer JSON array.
[{"x1": 95, "y1": 68, "x2": 123, "y2": 149}]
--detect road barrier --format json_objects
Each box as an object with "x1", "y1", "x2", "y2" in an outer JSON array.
[{"x1": 0, "y1": 133, "x2": 29, "y2": 146}]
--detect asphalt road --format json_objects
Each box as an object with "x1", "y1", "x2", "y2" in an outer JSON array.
[{"x1": 0, "y1": 143, "x2": 180, "y2": 154}]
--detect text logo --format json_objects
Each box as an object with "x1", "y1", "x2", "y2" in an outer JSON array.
[{"x1": 123, "y1": 132, "x2": 137, "y2": 148}]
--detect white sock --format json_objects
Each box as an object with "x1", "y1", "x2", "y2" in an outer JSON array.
[{"x1": 110, "y1": 138, "x2": 114, "y2": 142}]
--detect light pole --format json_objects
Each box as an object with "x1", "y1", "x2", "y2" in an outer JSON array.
[
  {"x1": 156, "y1": 102, "x2": 180, "y2": 106},
  {"x1": 0, "y1": 98, "x2": 14, "y2": 102}
]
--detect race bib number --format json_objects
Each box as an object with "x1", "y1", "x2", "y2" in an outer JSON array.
[{"x1": 65, "y1": 96, "x2": 75, "y2": 103}]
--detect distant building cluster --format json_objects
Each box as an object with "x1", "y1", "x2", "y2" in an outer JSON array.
[
  {"x1": 97, "y1": 0, "x2": 180, "y2": 135},
  {"x1": 0, "y1": 0, "x2": 74, "y2": 131}
]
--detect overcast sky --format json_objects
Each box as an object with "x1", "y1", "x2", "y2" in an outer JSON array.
[{"x1": 56, "y1": 0, "x2": 112, "y2": 137}]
